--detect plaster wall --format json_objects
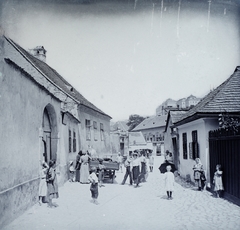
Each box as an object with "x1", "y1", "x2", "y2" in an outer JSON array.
[
  {"x1": 0, "y1": 37, "x2": 75, "y2": 228},
  {"x1": 78, "y1": 105, "x2": 111, "y2": 157},
  {"x1": 177, "y1": 118, "x2": 219, "y2": 185}
]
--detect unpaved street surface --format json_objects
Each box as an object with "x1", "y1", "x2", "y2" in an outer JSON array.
[{"x1": 3, "y1": 156, "x2": 240, "y2": 230}]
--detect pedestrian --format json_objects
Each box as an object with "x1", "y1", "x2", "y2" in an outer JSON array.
[
  {"x1": 213, "y1": 164, "x2": 224, "y2": 198},
  {"x1": 98, "y1": 158, "x2": 106, "y2": 187},
  {"x1": 164, "y1": 165, "x2": 175, "y2": 200},
  {"x1": 148, "y1": 152, "x2": 154, "y2": 172},
  {"x1": 69, "y1": 161, "x2": 75, "y2": 182},
  {"x1": 132, "y1": 151, "x2": 141, "y2": 188},
  {"x1": 193, "y1": 158, "x2": 205, "y2": 191},
  {"x1": 38, "y1": 161, "x2": 49, "y2": 205},
  {"x1": 117, "y1": 153, "x2": 123, "y2": 173},
  {"x1": 139, "y1": 152, "x2": 147, "y2": 182},
  {"x1": 46, "y1": 160, "x2": 59, "y2": 208},
  {"x1": 75, "y1": 151, "x2": 82, "y2": 182},
  {"x1": 88, "y1": 167, "x2": 99, "y2": 205},
  {"x1": 121, "y1": 154, "x2": 133, "y2": 185},
  {"x1": 80, "y1": 151, "x2": 91, "y2": 184}
]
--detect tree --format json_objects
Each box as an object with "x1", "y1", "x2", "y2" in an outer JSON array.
[{"x1": 127, "y1": 114, "x2": 146, "y2": 131}]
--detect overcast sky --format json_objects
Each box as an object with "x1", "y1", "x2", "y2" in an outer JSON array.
[{"x1": 2, "y1": 0, "x2": 240, "y2": 121}]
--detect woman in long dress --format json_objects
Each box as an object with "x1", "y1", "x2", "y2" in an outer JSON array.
[
  {"x1": 193, "y1": 158, "x2": 205, "y2": 191},
  {"x1": 75, "y1": 151, "x2": 82, "y2": 182},
  {"x1": 80, "y1": 152, "x2": 90, "y2": 184}
]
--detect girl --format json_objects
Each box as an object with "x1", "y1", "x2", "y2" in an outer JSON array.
[
  {"x1": 46, "y1": 160, "x2": 59, "y2": 208},
  {"x1": 88, "y1": 167, "x2": 99, "y2": 204},
  {"x1": 164, "y1": 165, "x2": 175, "y2": 200},
  {"x1": 213, "y1": 164, "x2": 224, "y2": 198},
  {"x1": 69, "y1": 161, "x2": 75, "y2": 182},
  {"x1": 38, "y1": 161, "x2": 49, "y2": 205},
  {"x1": 193, "y1": 158, "x2": 204, "y2": 191}
]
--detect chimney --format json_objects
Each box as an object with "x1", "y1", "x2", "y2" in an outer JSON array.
[{"x1": 29, "y1": 46, "x2": 47, "y2": 62}]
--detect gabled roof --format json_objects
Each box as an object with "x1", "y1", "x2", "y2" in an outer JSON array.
[
  {"x1": 132, "y1": 115, "x2": 167, "y2": 131},
  {"x1": 128, "y1": 132, "x2": 146, "y2": 146},
  {"x1": 110, "y1": 121, "x2": 129, "y2": 132},
  {"x1": 5, "y1": 36, "x2": 111, "y2": 119},
  {"x1": 175, "y1": 67, "x2": 240, "y2": 126},
  {"x1": 165, "y1": 110, "x2": 188, "y2": 132}
]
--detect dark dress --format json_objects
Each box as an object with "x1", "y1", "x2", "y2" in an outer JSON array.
[
  {"x1": 46, "y1": 167, "x2": 59, "y2": 200},
  {"x1": 75, "y1": 154, "x2": 81, "y2": 182}
]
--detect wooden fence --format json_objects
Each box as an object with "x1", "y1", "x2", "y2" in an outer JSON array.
[{"x1": 209, "y1": 128, "x2": 240, "y2": 205}]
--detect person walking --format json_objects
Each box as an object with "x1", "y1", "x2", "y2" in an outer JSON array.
[
  {"x1": 80, "y1": 151, "x2": 91, "y2": 184},
  {"x1": 117, "y1": 153, "x2": 123, "y2": 173},
  {"x1": 164, "y1": 165, "x2": 175, "y2": 200},
  {"x1": 213, "y1": 164, "x2": 224, "y2": 198},
  {"x1": 88, "y1": 167, "x2": 99, "y2": 205},
  {"x1": 148, "y1": 152, "x2": 154, "y2": 172},
  {"x1": 46, "y1": 160, "x2": 59, "y2": 208},
  {"x1": 121, "y1": 154, "x2": 133, "y2": 185},
  {"x1": 132, "y1": 152, "x2": 141, "y2": 188},
  {"x1": 38, "y1": 161, "x2": 49, "y2": 205},
  {"x1": 193, "y1": 158, "x2": 205, "y2": 191},
  {"x1": 75, "y1": 151, "x2": 82, "y2": 182}
]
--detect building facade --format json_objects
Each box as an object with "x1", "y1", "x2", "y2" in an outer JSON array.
[{"x1": 0, "y1": 36, "x2": 111, "y2": 228}]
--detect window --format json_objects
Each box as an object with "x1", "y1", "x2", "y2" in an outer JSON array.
[
  {"x1": 93, "y1": 121, "x2": 97, "y2": 141},
  {"x1": 73, "y1": 130, "x2": 76, "y2": 152},
  {"x1": 182, "y1": 133, "x2": 188, "y2": 159},
  {"x1": 191, "y1": 130, "x2": 199, "y2": 159},
  {"x1": 69, "y1": 129, "x2": 72, "y2": 153},
  {"x1": 153, "y1": 135, "x2": 155, "y2": 141},
  {"x1": 100, "y1": 123, "x2": 104, "y2": 141},
  {"x1": 85, "y1": 119, "x2": 91, "y2": 140}
]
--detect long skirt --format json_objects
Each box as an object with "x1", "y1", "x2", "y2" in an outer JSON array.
[
  {"x1": 46, "y1": 179, "x2": 59, "y2": 200},
  {"x1": 75, "y1": 169, "x2": 80, "y2": 182},
  {"x1": 80, "y1": 164, "x2": 90, "y2": 183},
  {"x1": 39, "y1": 178, "x2": 47, "y2": 197},
  {"x1": 132, "y1": 166, "x2": 140, "y2": 184}
]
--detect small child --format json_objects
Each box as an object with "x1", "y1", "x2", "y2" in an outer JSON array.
[
  {"x1": 69, "y1": 161, "x2": 75, "y2": 182},
  {"x1": 88, "y1": 167, "x2": 99, "y2": 204},
  {"x1": 213, "y1": 164, "x2": 224, "y2": 198},
  {"x1": 38, "y1": 161, "x2": 49, "y2": 205},
  {"x1": 164, "y1": 165, "x2": 175, "y2": 200}
]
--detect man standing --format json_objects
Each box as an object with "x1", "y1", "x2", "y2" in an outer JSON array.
[{"x1": 121, "y1": 154, "x2": 133, "y2": 185}]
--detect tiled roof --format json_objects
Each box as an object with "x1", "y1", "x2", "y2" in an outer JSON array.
[
  {"x1": 6, "y1": 37, "x2": 111, "y2": 119},
  {"x1": 175, "y1": 67, "x2": 240, "y2": 125},
  {"x1": 132, "y1": 115, "x2": 167, "y2": 131},
  {"x1": 111, "y1": 121, "x2": 129, "y2": 132},
  {"x1": 165, "y1": 110, "x2": 187, "y2": 132}
]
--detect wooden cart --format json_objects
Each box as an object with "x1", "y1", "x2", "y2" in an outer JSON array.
[{"x1": 89, "y1": 160, "x2": 119, "y2": 183}]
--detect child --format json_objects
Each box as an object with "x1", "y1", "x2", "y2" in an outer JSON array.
[
  {"x1": 88, "y1": 167, "x2": 99, "y2": 204},
  {"x1": 164, "y1": 165, "x2": 175, "y2": 200},
  {"x1": 69, "y1": 161, "x2": 75, "y2": 182},
  {"x1": 38, "y1": 161, "x2": 49, "y2": 205},
  {"x1": 213, "y1": 164, "x2": 224, "y2": 198},
  {"x1": 98, "y1": 159, "x2": 106, "y2": 187}
]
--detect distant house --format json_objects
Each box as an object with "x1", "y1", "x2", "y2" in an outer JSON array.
[
  {"x1": 156, "y1": 95, "x2": 201, "y2": 115},
  {"x1": 132, "y1": 115, "x2": 167, "y2": 155},
  {"x1": 110, "y1": 121, "x2": 129, "y2": 156},
  {"x1": 0, "y1": 36, "x2": 111, "y2": 228},
  {"x1": 170, "y1": 66, "x2": 240, "y2": 204}
]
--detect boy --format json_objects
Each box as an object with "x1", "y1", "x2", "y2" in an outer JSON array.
[{"x1": 88, "y1": 167, "x2": 99, "y2": 204}]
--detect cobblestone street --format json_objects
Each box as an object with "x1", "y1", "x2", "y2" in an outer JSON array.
[{"x1": 3, "y1": 156, "x2": 240, "y2": 230}]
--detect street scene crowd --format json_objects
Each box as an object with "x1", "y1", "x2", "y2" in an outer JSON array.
[{"x1": 3, "y1": 151, "x2": 240, "y2": 230}]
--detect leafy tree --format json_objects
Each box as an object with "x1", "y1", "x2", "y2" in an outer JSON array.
[
  {"x1": 218, "y1": 113, "x2": 240, "y2": 132},
  {"x1": 127, "y1": 114, "x2": 146, "y2": 131}
]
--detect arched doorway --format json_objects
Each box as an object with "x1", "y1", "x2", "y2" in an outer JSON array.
[{"x1": 42, "y1": 104, "x2": 58, "y2": 163}]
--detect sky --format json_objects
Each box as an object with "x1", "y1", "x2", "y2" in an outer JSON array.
[{"x1": 1, "y1": 0, "x2": 240, "y2": 121}]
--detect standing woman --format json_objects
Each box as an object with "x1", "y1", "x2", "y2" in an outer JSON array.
[
  {"x1": 75, "y1": 151, "x2": 82, "y2": 182},
  {"x1": 80, "y1": 151, "x2": 91, "y2": 184},
  {"x1": 38, "y1": 161, "x2": 49, "y2": 205},
  {"x1": 132, "y1": 152, "x2": 141, "y2": 187},
  {"x1": 193, "y1": 158, "x2": 204, "y2": 191},
  {"x1": 46, "y1": 160, "x2": 59, "y2": 208}
]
